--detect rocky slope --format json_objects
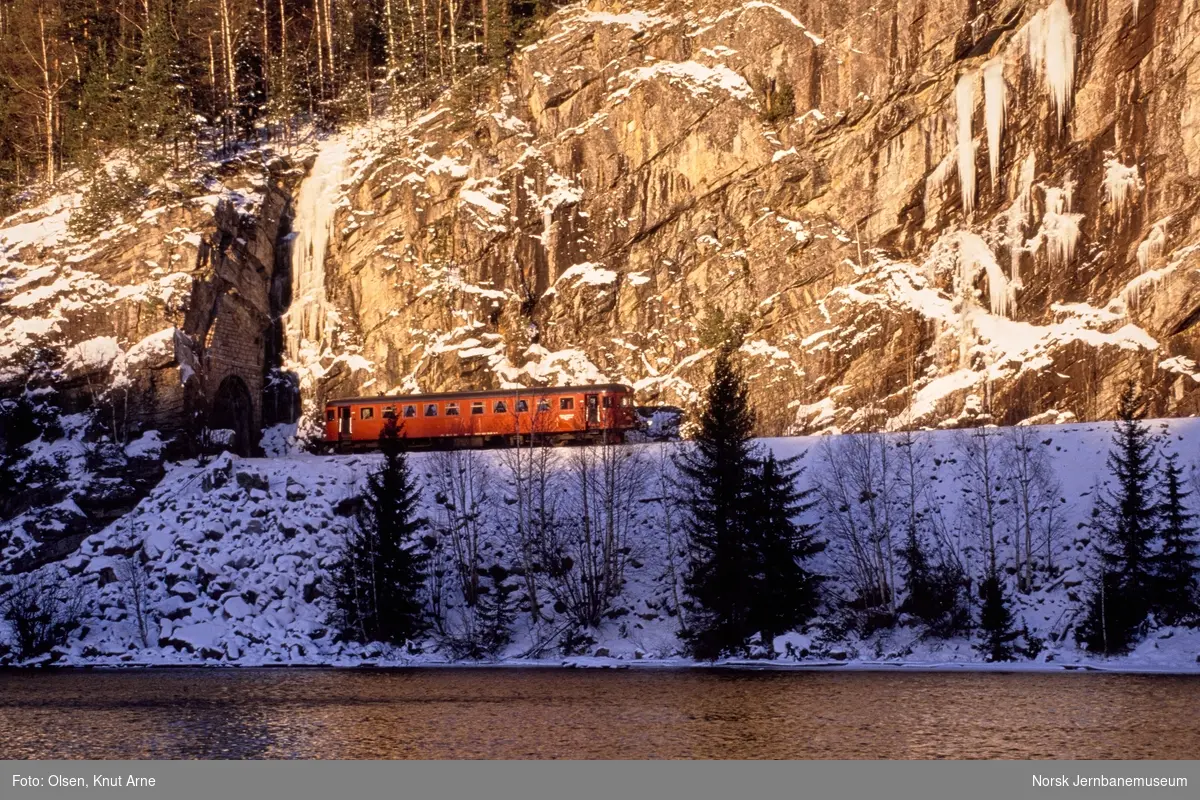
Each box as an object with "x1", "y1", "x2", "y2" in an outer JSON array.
[
  {"x1": 7, "y1": 422, "x2": 1200, "y2": 669},
  {"x1": 283, "y1": 0, "x2": 1200, "y2": 434},
  {"x1": 0, "y1": 147, "x2": 301, "y2": 564}
]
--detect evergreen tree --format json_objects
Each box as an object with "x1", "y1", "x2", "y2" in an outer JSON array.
[
  {"x1": 333, "y1": 419, "x2": 429, "y2": 646},
  {"x1": 1153, "y1": 452, "x2": 1199, "y2": 626},
  {"x1": 748, "y1": 453, "x2": 824, "y2": 643},
  {"x1": 678, "y1": 345, "x2": 759, "y2": 660},
  {"x1": 976, "y1": 572, "x2": 1019, "y2": 662},
  {"x1": 898, "y1": 526, "x2": 969, "y2": 637},
  {"x1": 1076, "y1": 383, "x2": 1159, "y2": 653},
  {"x1": 477, "y1": 564, "x2": 519, "y2": 657}
]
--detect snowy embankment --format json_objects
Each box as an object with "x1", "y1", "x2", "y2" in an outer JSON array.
[{"x1": 8, "y1": 419, "x2": 1200, "y2": 670}]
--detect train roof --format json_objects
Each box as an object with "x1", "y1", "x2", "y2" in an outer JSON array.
[{"x1": 325, "y1": 384, "x2": 635, "y2": 406}]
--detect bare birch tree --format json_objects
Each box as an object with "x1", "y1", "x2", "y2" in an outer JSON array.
[
  {"x1": 496, "y1": 403, "x2": 559, "y2": 627},
  {"x1": 956, "y1": 426, "x2": 1009, "y2": 579},
  {"x1": 815, "y1": 431, "x2": 899, "y2": 621},
  {"x1": 116, "y1": 554, "x2": 152, "y2": 648},
  {"x1": 540, "y1": 439, "x2": 647, "y2": 629},
  {"x1": 429, "y1": 447, "x2": 491, "y2": 650},
  {"x1": 1002, "y1": 426, "x2": 1063, "y2": 592}
]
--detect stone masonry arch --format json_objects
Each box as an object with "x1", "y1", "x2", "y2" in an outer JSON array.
[{"x1": 210, "y1": 375, "x2": 254, "y2": 456}]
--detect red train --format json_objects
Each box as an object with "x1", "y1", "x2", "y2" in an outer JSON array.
[{"x1": 323, "y1": 384, "x2": 638, "y2": 450}]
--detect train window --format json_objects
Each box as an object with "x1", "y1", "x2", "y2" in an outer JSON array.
[
  {"x1": 471, "y1": 402, "x2": 485, "y2": 415},
  {"x1": 425, "y1": 404, "x2": 439, "y2": 417},
  {"x1": 516, "y1": 399, "x2": 529, "y2": 413},
  {"x1": 360, "y1": 407, "x2": 374, "y2": 420},
  {"x1": 537, "y1": 398, "x2": 551, "y2": 412},
  {"x1": 602, "y1": 396, "x2": 612, "y2": 409},
  {"x1": 446, "y1": 403, "x2": 460, "y2": 416},
  {"x1": 620, "y1": 396, "x2": 631, "y2": 407},
  {"x1": 403, "y1": 405, "x2": 417, "y2": 418},
  {"x1": 559, "y1": 397, "x2": 575, "y2": 411},
  {"x1": 383, "y1": 406, "x2": 396, "y2": 419},
  {"x1": 326, "y1": 409, "x2": 335, "y2": 421},
  {"x1": 494, "y1": 400, "x2": 508, "y2": 414}
]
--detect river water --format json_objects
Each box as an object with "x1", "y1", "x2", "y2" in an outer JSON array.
[{"x1": 1, "y1": 668, "x2": 1197, "y2": 759}]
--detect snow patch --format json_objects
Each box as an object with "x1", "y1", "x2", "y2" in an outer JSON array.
[
  {"x1": 64, "y1": 336, "x2": 121, "y2": 372},
  {"x1": 611, "y1": 61, "x2": 754, "y2": 103},
  {"x1": 556, "y1": 262, "x2": 619, "y2": 288}
]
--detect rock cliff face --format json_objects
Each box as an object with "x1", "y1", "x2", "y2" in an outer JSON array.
[
  {"x1": 4, "y1": 0, "x2": 1200, "y2": 445},
  {"x1": 1, "y1": 155, "x2": 295, "y2": 453},
  {"x1": 287, "y1": 0, "x2": 1200, "y2": 434}
]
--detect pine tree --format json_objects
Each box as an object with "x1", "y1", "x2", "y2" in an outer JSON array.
[
  {"x1": 678, "y1": 345, "x2": 759, "y2": 660},
  {"x1": 1076, "y1": 383, "x2": 1159, "y2": 653},
  {"x1": 333, "y1": 419, "x2": 429, "y2": 646},
  {"x1": 1153, "y1": 452, "x2": 1199, "y2": 626},
  {"x1": 748, "y1": 453, "x2": 824, "y2": 643},
  {"x1": 976, "y1": 572, "x2": 1019, "y2": 662},
  {"x1": 477, "y1": 564, "x2": 518, "y2": 657}
]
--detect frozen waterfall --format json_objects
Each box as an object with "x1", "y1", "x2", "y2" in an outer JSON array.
[{"x1": 284, "y1": 136, "x2": 355, "y2": 390}]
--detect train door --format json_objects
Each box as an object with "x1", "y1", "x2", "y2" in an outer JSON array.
[
  {"x1": 585, "y1": 394, "x2": 600, "y2": 427},
  {"x1": 339, "y1": 406, "x2": 352, "y2": 436}
]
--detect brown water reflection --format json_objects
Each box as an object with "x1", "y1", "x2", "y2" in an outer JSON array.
[{"x1": 1, "y1": 668, "x2": 1196, "y2": 759}]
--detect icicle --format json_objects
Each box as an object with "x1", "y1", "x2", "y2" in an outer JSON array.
[
  {"x1": 1137, "y1": 218, "x2": 1168, "y2": 271},
  {"x1": 958, "y1": 232, "x2": 1010, "y2": 317},
  {"x1": 1133, "y1": 0, "x2": 1140, "y2": 21},
  {"x1": 1103, "y1": 158, "x2": 1143, "y2": 217},
  {"x1": 983, "y1": 58, "x2": 1007, "y2": 189},
  {"x1": 1025, "y1": 0, "x2": 1076, "y2": 130},
  {"x1": 1121, "y1": 267, "x2": 1172, "y2": 311},
  {"x1": 956, "y1": 72, "x2": 978, "y2": 217}
]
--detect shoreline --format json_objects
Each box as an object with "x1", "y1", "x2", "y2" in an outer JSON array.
[{"x1": 7, "y1": 658, "x2": 1200, "y2": 675}]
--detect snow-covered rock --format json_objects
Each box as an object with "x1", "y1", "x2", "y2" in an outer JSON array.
[{"x1": 1, "y1": 418, "x2": 1196, "y2": 672}]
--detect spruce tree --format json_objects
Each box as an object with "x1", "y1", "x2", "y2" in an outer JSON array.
[
  {"x1": 976, "y1": 572, "x2": 1019, "y2": 662},
  {"x1": 333, "y1": 419, "x2": 429, "y2": 646},
  {"x1": 477, "y1": 564, "x2": 519, "y2": 657},
  {"x1": 748, "y1": 453, "x2": 825, "y2": 643},
  {"x1": 678, "y1": 345, "x2": 759, "y2": 660},
  {"x1": 899, "y1": 526, "x2": 969, "y2": 637},
  {"x1": 1076, "y1": 383, "x2": 1159, "y2": 653},
  {"x1": 1153, "y1": 452, "x2": 1199, "y2": 626}
]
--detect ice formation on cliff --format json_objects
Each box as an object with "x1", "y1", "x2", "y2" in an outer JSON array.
[
  {"x1": 983, "y1": 58, "x2": 1007, "y2": 189},
  {"x1": 956, "y1": 72, "x2": 978, "y2": 216},
  {"x1": 1026, "y1": 0, "x2": 1076, "y2": 130}
]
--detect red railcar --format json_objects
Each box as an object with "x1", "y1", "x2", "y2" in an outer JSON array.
[{"x1": 323, "y1": 384, "x2": 638, "y2": 450}]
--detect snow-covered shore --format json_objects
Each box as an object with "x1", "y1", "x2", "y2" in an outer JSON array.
[{"x1": 5, "y1": 419, "x2": 1200, "y2": 671}]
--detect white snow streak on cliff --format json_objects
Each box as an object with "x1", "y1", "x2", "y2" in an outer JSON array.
[
  {"x1": 983, "y1": 59, "x2": 1007, "y2": 189},
  {"x1": 956, "y1": 72, "x2": 977, "y2": 217}
]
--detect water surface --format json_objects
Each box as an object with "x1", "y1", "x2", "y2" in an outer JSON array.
[{"x1": 1, "y1": 668, "x2": 1196, "y2": 759}]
